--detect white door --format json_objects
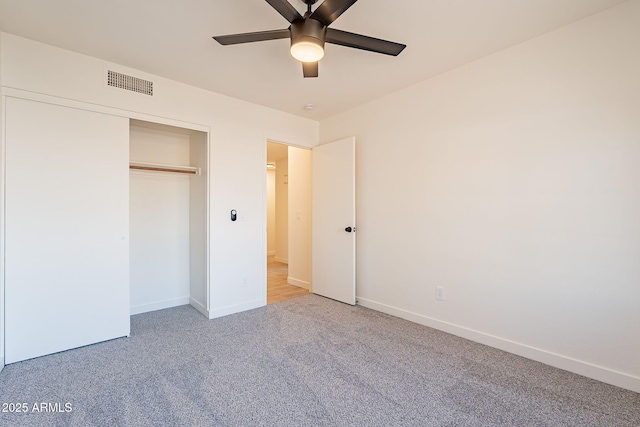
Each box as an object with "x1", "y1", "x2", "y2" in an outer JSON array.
[
  {"x1": 312, "y1": 137, "x2": 356, "y2": 305},
  {"x1": 4, "y1": 98, "x2": 130, "y2": 363}
]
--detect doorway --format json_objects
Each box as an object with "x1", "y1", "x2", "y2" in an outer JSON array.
[{"x1": 266, "y1": 141, "x2": 311, "y2": 304}]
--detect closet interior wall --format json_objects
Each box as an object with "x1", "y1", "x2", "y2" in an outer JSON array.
[{"x1": 129, "y1": 119, "x2": 208, "y2": 316}]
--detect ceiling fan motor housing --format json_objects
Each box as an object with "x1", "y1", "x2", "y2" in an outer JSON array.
[{"x1": 290, "y1": 18, "x2": 327, "y2": 53}]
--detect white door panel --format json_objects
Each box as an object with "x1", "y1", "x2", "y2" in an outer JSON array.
[
  {"x1": 312, "y1": 137, "x2": 356, "y2": 305},
  {"x1": 4, "y1": 98, "x2": 130, "y2": 363}
]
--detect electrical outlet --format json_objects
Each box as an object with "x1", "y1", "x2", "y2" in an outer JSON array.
[{"x1": 435, "y1": 286, "x2": 445, "y2": 301}]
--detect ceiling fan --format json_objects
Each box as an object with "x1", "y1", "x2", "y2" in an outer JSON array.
[{"x1": 212, "y1": 0, "x2": 406, "y2": 78}]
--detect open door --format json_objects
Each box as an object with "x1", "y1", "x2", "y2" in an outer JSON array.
[{"x1": 312, "y1": 137, "x2": 356, "y2": 305}]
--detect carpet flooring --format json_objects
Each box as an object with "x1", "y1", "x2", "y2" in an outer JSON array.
[{"x1": 0, "y1": 294, "x2": 638, "y2": 426}]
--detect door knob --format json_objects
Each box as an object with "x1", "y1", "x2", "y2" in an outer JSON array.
[{"x1": 345, "y1": 227, "x2": 353, "y2": 233}]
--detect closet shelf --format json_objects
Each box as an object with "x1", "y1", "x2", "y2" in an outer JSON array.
[{"x1": 129, "y1": 161, "x2": 199, "y2": 175}]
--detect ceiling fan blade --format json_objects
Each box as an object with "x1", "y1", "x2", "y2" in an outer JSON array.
[
  {"x1": 265, "y1": 0, "x2": 303, "y2": 23},
  {"x1": 213, "y1": 29, "x2": 290, "y2": 45},
  {"x1": 310, "y1": 0, "x2": 358, "y2": 26},
  {"x1": 302, "y1": 62, "x2": 319, "y2": 78},
  {"x1": 326, "y1": 28, "x2": 406, "y2": 56}
]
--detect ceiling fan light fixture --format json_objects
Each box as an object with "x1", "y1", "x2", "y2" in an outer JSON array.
[
  {"x1": 290, "y1": 39, "x2": 324, "y2": 62},
  {"x1": 290, "y1": 18, "x2": 326, "y2": 63},
  {"x1": 213, "y1": 1, "x2": 406, "y2": 78}
]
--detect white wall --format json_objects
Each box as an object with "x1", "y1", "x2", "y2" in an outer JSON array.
[
  {"x1": 266, "y1": 169, "x2": 276, "y2": 256},
  {"x1": 0, "y1": 35, "x2": 318, "y2": 147},
  {"x1": 275, "y1": 158, "x2": 289, "y2": 263},
  {"x1": 287, "y1": 146, "x2": 312, "y2": 289},
  {"x1": 208, "y1": 124, "x2": 267, "y2": 314},
  {"x1": 320, "y1": 0, "x2": 640, "y2": 392},
  {"x1": 0, "y1": 32, "x2": 319, "y2": 320}
]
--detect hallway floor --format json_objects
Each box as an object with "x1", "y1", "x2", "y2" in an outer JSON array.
[{"x1": 267, "y1": 256, "x2": 309, "y2": 304}]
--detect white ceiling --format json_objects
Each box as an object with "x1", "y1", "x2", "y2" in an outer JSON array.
[{"x1": 0, "y1": 0, "x2": 628, "y2": 120}]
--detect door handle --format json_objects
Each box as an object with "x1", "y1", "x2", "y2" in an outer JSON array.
[{"x1": 345, "y1": 227, "x2": 354, "y2": 233}]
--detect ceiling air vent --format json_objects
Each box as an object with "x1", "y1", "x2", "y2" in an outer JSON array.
[{"x1": 107, "y1": 70, "x2": 153, "y2": 96}]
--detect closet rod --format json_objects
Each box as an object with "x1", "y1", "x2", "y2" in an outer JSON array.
[{"x1": 129, "y1": 161, "x2": 199, "y2": 175}]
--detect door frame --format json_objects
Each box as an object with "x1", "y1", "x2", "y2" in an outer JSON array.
[{"x1": 0, "y1": 93, "x2": 7, "y2": 372}]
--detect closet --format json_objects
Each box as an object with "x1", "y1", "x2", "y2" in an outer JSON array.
[
  {"x1": 3, "y1": 98, "x2": 209, "y2": 364},
  {"x1": 128, "y1": 119, "x2": 208, "y2": 316}
]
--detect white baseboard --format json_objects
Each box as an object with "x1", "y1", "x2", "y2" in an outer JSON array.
[
  {"x1": 208, "y1": 298, "x2": 264, "y2": 319},
  {"x1": 287, "y1": 277, "x2": 310, "y2": 289},
  {"x1": 189, "y1": 297, "x2": 209, "y2": 318},
  {"x1": 130, "y1": 296, "x2": 190, "y2": 315},
  {"x1": 357, "y1": 297, "x2": 640, "y2": 393},
  {"x1": 274, "y1": 256, "x2": 288, "y2": 264},
  {"x1": 267, "y1": 251, "x2": 276, "y2": 256},
  {"x1": 0, "y1": 356, "x2": 4, "y2": 371}
]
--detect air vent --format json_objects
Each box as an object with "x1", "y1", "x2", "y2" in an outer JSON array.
[{"x1": 107, "y1": 70, "x2": 153, "y2": 96}]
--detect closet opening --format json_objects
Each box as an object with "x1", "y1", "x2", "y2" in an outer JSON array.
[{"x1": 129, "y1": 119, "x2": 208, "y2": 317}]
